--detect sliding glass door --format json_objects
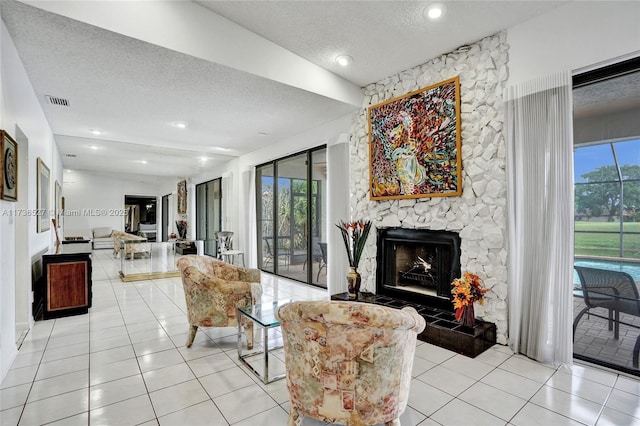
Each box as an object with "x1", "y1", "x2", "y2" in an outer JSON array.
[
  {"x1": 196, "y1": 178, "x2": 221, "y2": 256},
  {"x1": 572, "y1": 60, "x2": 640, "y2": 376},
  {"x1": 256, "y1": 147, "x2": 327, "y2": 287}
]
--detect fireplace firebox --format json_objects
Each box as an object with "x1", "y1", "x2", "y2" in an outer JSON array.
[{"x1": 376, "y1": 228, "x2": 461, "y2": 312}]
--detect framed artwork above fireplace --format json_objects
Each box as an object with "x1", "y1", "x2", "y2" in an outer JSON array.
[{"x1": 368, "y1": 76, "x2": 462, "y2": 200}]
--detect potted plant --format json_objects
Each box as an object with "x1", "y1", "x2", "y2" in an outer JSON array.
[{"x1": 336, "y1": 219, "x2": 372, "y2": 299}]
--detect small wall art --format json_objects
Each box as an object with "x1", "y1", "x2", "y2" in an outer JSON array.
[
  {"x1": 1, "y1": 130, "x2": 18, "y2": 202},
  {"x1": 177, "y1": 179, "x2": 187, "y2": 214},
  {"x1": 368, "y1": 76, "x2": 462, "y2": 200}
]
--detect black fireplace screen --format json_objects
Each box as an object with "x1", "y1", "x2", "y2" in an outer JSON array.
[{"x1": 376, "y1": 228, "x2": 461, "y2": 312}]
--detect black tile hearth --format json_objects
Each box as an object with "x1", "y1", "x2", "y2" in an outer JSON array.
[{"x1": 332, "y1": 291, "x2": 496, "y2": 358}]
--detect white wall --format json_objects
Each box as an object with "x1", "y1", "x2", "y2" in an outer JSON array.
[
  {"x1": 62, "y1": 170, "x2": 174, "y2": 238},
  {"x1": 507, "y1": 1, "x2": 640, "y2": 86},
  {"x1": 0, "y1": 21, "x2": 61, "y2": 380}
]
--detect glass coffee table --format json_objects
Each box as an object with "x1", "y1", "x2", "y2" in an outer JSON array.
[{"x1": 237, "y1": 300, "x2": 290, "y2": 384}]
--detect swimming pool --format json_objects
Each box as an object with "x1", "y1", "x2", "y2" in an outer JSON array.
[{"x1": 575, "y1": 258, "x2": 640, "y2": 281}]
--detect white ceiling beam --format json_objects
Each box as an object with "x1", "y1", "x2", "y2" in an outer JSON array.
[{"x1": 22, "y1": 0, "x2": 363, "y2": 107}]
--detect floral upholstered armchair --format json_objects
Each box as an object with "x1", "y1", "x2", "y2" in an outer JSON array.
[
  {"x1": 177, "y1": 255, "x2": 262, "y2": 348},
  {"x1": 276, "y1": 301, "x2": 426, "y2": 426}
]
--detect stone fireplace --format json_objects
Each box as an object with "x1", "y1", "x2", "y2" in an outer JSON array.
[
  {"x1": 376, "y1": 228, "x2": 460, "y2": 312},
  {"x1": 349, "y1": 32, "x2": 510, "y2": 345}
]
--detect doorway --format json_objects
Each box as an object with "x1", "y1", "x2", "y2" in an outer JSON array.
[
  {"x1": 124, "y1": 195, "x2": 157, "y2": 241},
  {"x1": 162, "y1": 194, "x2": 170, "y2": 242}
]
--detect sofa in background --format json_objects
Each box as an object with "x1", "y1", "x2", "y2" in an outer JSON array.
[
  {"x1": 92, "y1": 227, "x2": 114, "y2": 250},
  {"x1": 112, "y1": 230, "x2": 150, "y2": 259},
  {"x1": 138, "y1": 223, "x2": 157, "y2": 241}
]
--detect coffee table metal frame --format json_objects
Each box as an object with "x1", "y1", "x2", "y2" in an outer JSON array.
[{"x1": 237, "y1": 300, "x2": 288, "y2": 384}]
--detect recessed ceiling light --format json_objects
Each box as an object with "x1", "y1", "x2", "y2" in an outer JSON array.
[
  {"x1": 426, "y1": 3, "x2": 445, "y2": 20},
  {"x1": 171, "y1": 121, "x2": 188, "y2": 129},
  {"x1": 89, "y1": 145, "x2": 99, "y2": 150},
  {"x1": 199, "y1": 156, "x2": 208, "y2": 162},
  {"x1": 90, "y1": 129, "x2": 102, "y2": 135},
  {"x1": 335, "y1": 54, "x2": 353, "y2": 67},
  {"x1": 136, "y1": 160, "x2": 148, "y2": 164}
]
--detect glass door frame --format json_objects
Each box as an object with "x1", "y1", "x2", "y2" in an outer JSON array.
[
  {"x1": 256, "y1": 145, "x2": 326, "y2": 287},
  {"x1": 196, "y1": 178, "x2": 222, "y2": 257}
]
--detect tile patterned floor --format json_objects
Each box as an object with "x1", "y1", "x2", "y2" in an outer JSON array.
[{"x1": 1, "y1": 249, "x2": 640, "y2": 425}]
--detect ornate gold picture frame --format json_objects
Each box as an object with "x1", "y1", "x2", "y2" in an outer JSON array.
[
  {"x1": 368, "y1": 76, "x2": 462, "y2": 200},
  {"x1": 1, "y1": 130, "x2": 18, "y2": 202}
]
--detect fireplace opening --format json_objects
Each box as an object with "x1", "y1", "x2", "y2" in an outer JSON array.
[{"x1": 376, "y1": 228, "x2": 461, "y2": 312}]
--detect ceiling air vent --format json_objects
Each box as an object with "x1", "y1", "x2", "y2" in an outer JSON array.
[
  {"x1": 65, "y1": 154, "x2": 77, "y2": 158},
  {"x1": 45, "y1": 95, "x2": 70, "y2": 107}
]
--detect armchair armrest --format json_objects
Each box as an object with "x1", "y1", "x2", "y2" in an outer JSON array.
[
  {"x1": 239, "y1": 268, "x2": 261, "y2": 283},
  {"x1": 184, "y1": 266, "x2": 253, "y2": 296}
]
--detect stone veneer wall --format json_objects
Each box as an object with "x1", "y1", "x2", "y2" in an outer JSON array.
[{"x1": 350, "y1": 32, "x2": 509, "y2": 344}]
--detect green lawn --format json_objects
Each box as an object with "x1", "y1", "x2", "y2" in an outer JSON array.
[{"x1": 575, "y1": 221, "x2": 640, "y2": 258}]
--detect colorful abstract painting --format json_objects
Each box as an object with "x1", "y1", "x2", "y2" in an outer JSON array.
[{"x1": 368, "y1": 77, "x2": 462, "y2": 200}]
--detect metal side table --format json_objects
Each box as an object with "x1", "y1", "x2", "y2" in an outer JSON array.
[{"x1": 237, "y1": 300, "x2": 289, "y2": 384}]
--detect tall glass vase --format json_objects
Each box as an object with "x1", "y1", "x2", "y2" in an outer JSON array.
[{"x1": 346, "y1": 266, "x2": 361, "y2": 300}]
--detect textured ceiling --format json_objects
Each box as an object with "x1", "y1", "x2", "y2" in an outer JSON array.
[
  {"x1": 197, "y1": 0, "x2": 566, "y2": 87},
  {"x1": 574, "y1": 71, "x2": 640, "y2": 119},
  {"x1": 1, "y1": 0, "x2": 573, "y2": 177}
]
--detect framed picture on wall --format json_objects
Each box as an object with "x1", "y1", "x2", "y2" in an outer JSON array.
[
  {"x1": 368, "y1": 76, "x2": 462, "y2": 200},
  {"x1": 37, "y1": 157, "x2": 51, "y2": 233},
  {"x1": 177, "y1": 179, "x2": 187, "y2": 214},
  {"x1": 1, "y1": 130, "x2": 18, "y2": 202}
]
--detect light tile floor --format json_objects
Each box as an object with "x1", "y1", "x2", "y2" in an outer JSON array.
[{"x1": 2, "y1": 249, "x2": 640, "y2": 425}]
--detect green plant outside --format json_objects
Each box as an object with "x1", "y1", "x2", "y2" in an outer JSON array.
[{"x1": 575, "y1": 221, "x2": 640, "y2": 258}]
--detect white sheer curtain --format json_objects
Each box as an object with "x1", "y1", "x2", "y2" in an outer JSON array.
[
  {"x1": 327, "y1": 141, "x2": 350, "y2": 296},
  {"x1": 221, "y1": 172, "x2": 233, "y2": 231},
  {"x1": 506, "y1": 71, "x2": 574, "y2": 366},
  {"x1": 243, "y1": 168, "x2": 258, "y2": 267}
]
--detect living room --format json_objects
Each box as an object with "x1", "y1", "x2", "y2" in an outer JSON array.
[{"x1": 2, "y1": 1, "x2": 640, "y2": 425}]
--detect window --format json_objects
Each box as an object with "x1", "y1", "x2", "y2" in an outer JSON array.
[
  {"x1": 574, "y1": 139, "x2": 640, "y2": 258},
  {"x1": 256, "y1": 147, "x2": 327, "y2": 287},
  {"x1": 196, "y1": 178, "x2": 222, "y2": 256}
]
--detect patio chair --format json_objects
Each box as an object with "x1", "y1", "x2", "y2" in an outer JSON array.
[
  {"x1": 263, "y1": 237, "x2": 289, "y2": 269},
  {"x1": 316, "y1": 242, "x2": 327, "y2": 281},
  {"x1": 573, "y1": 266, "x2": 640, "y2": 368}
]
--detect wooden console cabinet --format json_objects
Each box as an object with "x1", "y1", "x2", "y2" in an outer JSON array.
[{"x1": 36, "y1": 243, "x2": 93, "y2": 320}]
